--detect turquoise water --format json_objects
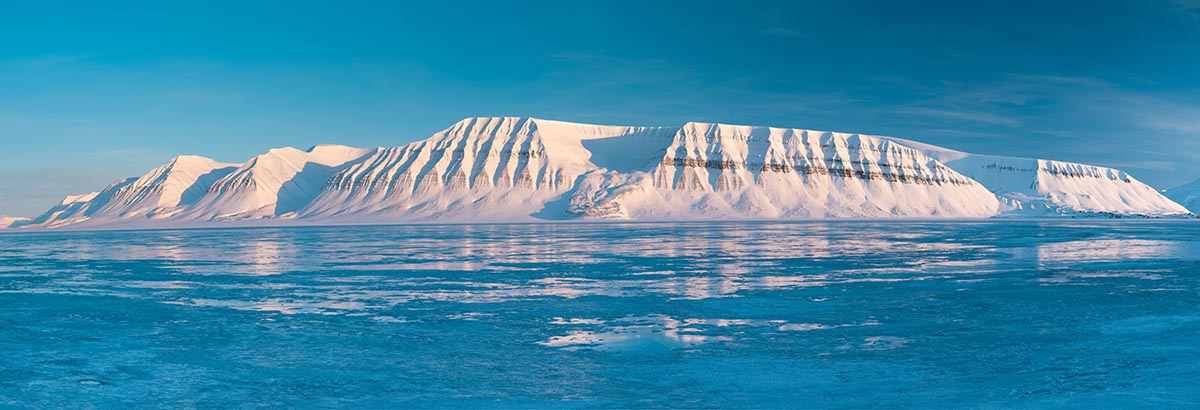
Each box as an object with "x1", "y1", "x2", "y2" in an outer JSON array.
[{"x1": 1, "y1": 221, "x2": 1199, "y2": 408}]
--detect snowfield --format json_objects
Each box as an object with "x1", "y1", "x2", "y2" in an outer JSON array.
[{"x1": 5, "y1": 117, "x2": 1193, "y2": 230}]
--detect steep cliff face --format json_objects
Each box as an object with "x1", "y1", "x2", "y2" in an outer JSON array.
[
  {"x1": 1166, "y1": 178, "x2": 1200, "y2": 213},
  {"x1": 887, "y1": 137, "x2": 1189, "y2": 217},
  {"x1": 300, "y1": 117, "x2": 676, "y2": 221},
  {"x1": 564, "y1": 122, "x2": 1001, "y2": 219},
  {"x1": 13, "y1": 117, "x2": 1193, "y2": 230}
]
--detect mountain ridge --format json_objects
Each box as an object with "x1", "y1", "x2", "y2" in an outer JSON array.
[
  {"x1": 5, "y1": 116, "x2": 1193, "y2": 230},
  {"x1": 1166, "y1": 178, "x2": 1200, "y2": 213}
]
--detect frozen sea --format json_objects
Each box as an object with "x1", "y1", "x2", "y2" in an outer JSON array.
[{"x1": 1, "y1": 221, "x2": 1199, "y2": 408}]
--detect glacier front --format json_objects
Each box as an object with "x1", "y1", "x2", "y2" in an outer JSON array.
[{"x1": 7, "y1": 117, "x2": 1192, "y2": 230}]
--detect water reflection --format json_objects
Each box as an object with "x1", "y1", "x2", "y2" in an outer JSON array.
[
  {"x1": 237, "y1": 239, "x2": 287, "y2": 275},
  {"x1": 1037, "y1": 239, "x2": 1181, "y2": 267},
  {"x1": 1, "y1": 221, "x2": 1197, "y2": 324}
]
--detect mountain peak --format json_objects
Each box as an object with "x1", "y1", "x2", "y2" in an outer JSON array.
[
  {"x1": 162, "y1": 154, "x2": 232, "y2": 171},
  {"x1": 307, "y1": 143, "x2": 364, "y2": 154},
  {"x1": 451, "y1": 116, "x2": 538, "y2": 124},
  {"x1": 169, "y1": 154, "x2": 218, "y2": 162},
  {"x1": 263, "y1": 146, "x2": 305, "y2": 156}
]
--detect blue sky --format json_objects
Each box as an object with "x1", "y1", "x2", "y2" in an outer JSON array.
[{"x1": 2, "y1": 0, "x2": 1199, "y2": 216}]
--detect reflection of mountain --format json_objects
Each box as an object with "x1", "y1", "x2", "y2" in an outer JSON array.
[
  {"x1": 1034, "y1": 238, "x2": 1187, "y2": 283},
  {"x1": 11, "y1": 117, "x2": 1192, "y2": 230},
  {"x1": 1036, "y1": 239, "x2": 1181, "y2": 267}
]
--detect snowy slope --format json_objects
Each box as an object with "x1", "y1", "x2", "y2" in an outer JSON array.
[
  {"x1": 181, "y1": 145, "x2": 376, "y2": 221},
  {"x1": 0, "y1": 215, "x2": 29, "y2": 228},
  {"x1": 90, "y1": 155, "x2": 239, "y2": 220},
  {"x1": 27, "y1": 182, "x2": 132, "y2": 229},
  {"x1": 885, "y1": 137, "x2": 1189, "y2": 217},
  {"x1": 13, "y1": 116, "x2": 1192, "y2": 230},
  {"x1": 1166, "y1": 178, "x2": 1200, "y2": 213}
]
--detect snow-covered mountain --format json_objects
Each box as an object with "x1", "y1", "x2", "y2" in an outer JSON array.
[
  {"x1": 179, "y1": 144, "x2": 375, "y2": 221},
  {"x1": 20, "y1": 155, "x2": 239, "y2": 228},
  {"x1": 25, "y1": 183, "x2": 125, "y2": 228},
  {"x1": 0, "y1": 215, "x2": 29, "y2": 228},
  {"x1": 563, "y1": 122, "x2": 1000, "y2": 219},
  {"x1": 93, "y1": 155, "x2": 239, "y2": 220},
  {"x1": 6, "y1": 117, "x2": 1192, "y2": 230},
  {"x1": 1166, "y1": 178, "x2": 1200, "y2": 213},
  {"x1": 301, "y1": 117, "x2": 678, "y2": 221},
  {"x1": 886, "y1": 137, "x2": 1190, "y2": 217}
]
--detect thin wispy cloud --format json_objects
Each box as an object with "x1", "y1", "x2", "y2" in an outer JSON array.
[
  {"x1": 860, "y1": 73, "x2": 1200, "y2": 183},
  {"x1": 1170, "y1": 0, "x2": 1200, "y2": 16},
  {"x1": 889, "y1": 107, "x2": 1021, "y2": 126},
  {"x1": 161, "y1": 88, "x2": 246, "y2": 105},
  {"x1": 759, "y1": 26, "x2": 807, "y2": 38},
  {"x1": 1104, "y1": 159, "x2": 1179, "y2": 171},
  {"x1": 94, "y1": 148, "x2": 174, "y2": 160},
  {"x1": 0, "y1": 53, "x2": 101, "y2": 67}
]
